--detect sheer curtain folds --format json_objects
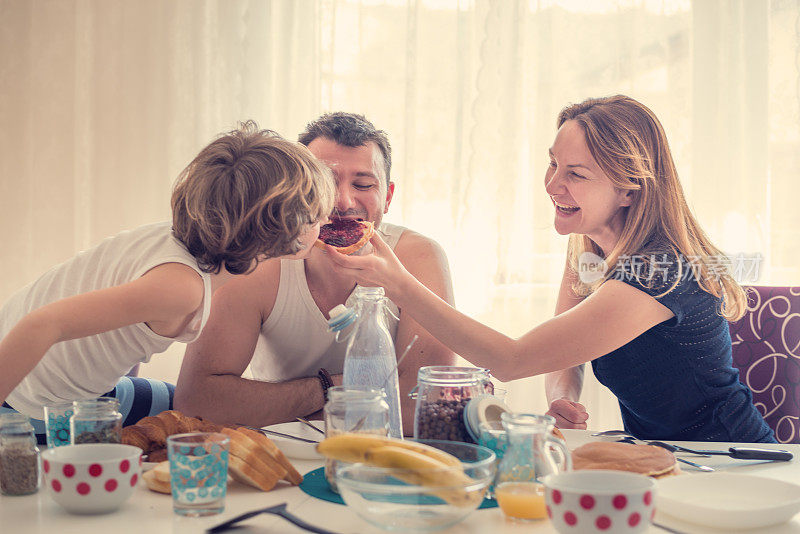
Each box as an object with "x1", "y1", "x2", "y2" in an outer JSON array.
[{"x1": 1, "y1": 0, "x2": 798, "y2": 430}]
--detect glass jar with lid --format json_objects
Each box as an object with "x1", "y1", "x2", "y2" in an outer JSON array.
[
  {"x1": 70, "y1": 397, "x2": 122, "y2": 444},
  {"x1": 412, "y1": 366, "x2": 490, "y2": 443},
  {"x1": 0, "y1": 413, "x2": 40, "y2": 496},
  {"x1": 323, "y1": 385, "x2": 390, "y2": 492}
]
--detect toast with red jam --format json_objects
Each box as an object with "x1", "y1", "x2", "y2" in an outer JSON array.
[{"x1": 314, "y1": 218, "x2": 374, "y2": 255}]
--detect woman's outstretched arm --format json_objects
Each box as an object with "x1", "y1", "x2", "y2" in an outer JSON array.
[{"x1": 326, "y1": 234, "x2": 674, "y2": 381}]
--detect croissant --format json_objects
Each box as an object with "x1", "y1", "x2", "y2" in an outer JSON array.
[{"x1": 121, "y1": 410, "x2": 223, "y2": 456}]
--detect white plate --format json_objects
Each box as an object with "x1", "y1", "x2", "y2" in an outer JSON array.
[
  {"x1": 263, "y1": 421, "x2": 323, "y2": 460},
  {"x1": 657, "y1": 473, "x2": 800, "y2": 530},
  {"x1": 559, "y1": 428, "x2": 593, "y2": 450}
]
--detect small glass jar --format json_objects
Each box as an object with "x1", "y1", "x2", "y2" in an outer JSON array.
[
  {"x1": 323, "y1": 386, "x2": 390, "y2": 492},
  {"x1": 412, "y1": 366, "x2": 487, "y2": 443},
  {"x1": 0, "y1": 413, "x2": 40, "y2": 496},
  {"x1": 70, "y1": 397, "x2": 123, "y2": 444}
]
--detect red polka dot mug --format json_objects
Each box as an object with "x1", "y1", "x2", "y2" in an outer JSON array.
[
  {"x1": 543, "y1": 470, "x2": 656, "y2": 533},
  {"x1": 40, "y1": 443, "x2": 142, "y2": 514}
]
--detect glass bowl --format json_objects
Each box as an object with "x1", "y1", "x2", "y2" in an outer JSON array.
[{"x1": 335, "y1": 439, "x2": 496, "y2": 531}]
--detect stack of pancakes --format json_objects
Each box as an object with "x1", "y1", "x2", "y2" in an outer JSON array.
[{"x1": 572, "y1": 441, "x2": 680, "y2": 478}]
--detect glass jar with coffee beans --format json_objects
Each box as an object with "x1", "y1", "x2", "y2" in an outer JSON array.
[
  {"x1": 70, "y1": 397, "x2": 122, "y2": 444},
  {"x1": 412, "y1": 366, "x2": 490, "y2": 443},
  {"x1": 0, "y1": 413, "x2": 40, "y2": 496}
]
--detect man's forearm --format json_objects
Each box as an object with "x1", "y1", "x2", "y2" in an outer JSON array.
[
  {"x1": 545, "y1": 365, "x2": 585, "y2": 404},
  {"x1": 175, "y1": 373, "x2": 327, "y2": 427}
]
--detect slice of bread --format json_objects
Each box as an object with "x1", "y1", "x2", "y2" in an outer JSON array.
[
  {"x1": 220, "y1": 428, "x2": 282, "y2": 491},
  {"x1": 236, "y1": 427, "x2": 303, "y2": 485},
  {"x1": 152, "y1": 461, "x2": 170, "y2": 483},
  {"x1": 142, "y1": 468, "x2": 171, "y2": 494},
  {"x1": 227, "y1": 454, "x2": 280, "y2": 492}
]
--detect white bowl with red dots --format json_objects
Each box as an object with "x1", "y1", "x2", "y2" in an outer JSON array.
[
  {"x1": 543, "y1": 470, "x2": 656, "y2": 533},
  {"x1": 41, "y1": 444, "x2": 142, "y2": 514}
]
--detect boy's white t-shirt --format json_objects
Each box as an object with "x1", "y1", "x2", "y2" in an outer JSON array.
[{"x1": 0, "y1": 222, "x2": 211, "y2": 418}]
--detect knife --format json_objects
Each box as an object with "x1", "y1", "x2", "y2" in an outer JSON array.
[
  {"x1": 239, "y1": 425, "x2": 320, "y2": 444},
  {"x1": 690, "y1": 447, "x2": 793, "y2": 461},
  {"x1": 647, "y1": 441, "x2": 793, "y2": 461}
]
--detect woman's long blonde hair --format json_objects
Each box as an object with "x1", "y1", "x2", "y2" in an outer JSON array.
[{"x1": 560, "y1": 95, "x2": 746, "y2": 321}]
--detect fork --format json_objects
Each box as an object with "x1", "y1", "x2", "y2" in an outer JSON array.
[
  {"x1": 618, "y1": 438, "x2": 715, "y2": 471},
  {"x1": 296, "y1": 417, "x2": 325, "y2": 435},
  {"x1": 240, "y1": 425, "x2": 320, "y2": 444},
  {"x1": 591, "y1": 430, "x2": 635, "y2": 437},
  {"x1": 618, "y1": 438, "x2": 714, "y2": 473}
]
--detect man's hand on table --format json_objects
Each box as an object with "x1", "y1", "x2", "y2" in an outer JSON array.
[{"x1": 547, "y1": 398, "x2": 589, "y2": 429}]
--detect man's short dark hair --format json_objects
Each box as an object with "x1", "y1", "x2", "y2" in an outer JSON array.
[{"x1": 298, "y1": 112, "x2": 392, "y2": 185}]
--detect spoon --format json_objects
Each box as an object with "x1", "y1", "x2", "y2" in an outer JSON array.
[{"x1": 207, "y1": 502, "x2": 340, "y2": 533}]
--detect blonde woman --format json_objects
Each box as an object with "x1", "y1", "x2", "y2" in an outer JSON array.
[
  {"x1": 327, "y1": 95, "x2": 775, "y2": 443},
  {"x1": 0, "y1": 122, "x2": 334, "y2": 439}
]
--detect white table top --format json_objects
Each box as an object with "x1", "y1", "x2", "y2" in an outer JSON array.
[{"x1": 1, "y1": 430, "x2": 798, "y2": 534}]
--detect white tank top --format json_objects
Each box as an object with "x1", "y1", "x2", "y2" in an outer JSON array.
[
  {"x1": 1, "y1": 222, "x2": 212, "y2": 418},
  {"x1": 249, "y1": 223, "x2": 405, "y2": 382}
]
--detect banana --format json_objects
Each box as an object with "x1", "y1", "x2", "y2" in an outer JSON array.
[
  {"x1": 364, "y1": 446, "x2": 482, "y2": 508},
  {"x1": 316, "y1": 433, "x2": 463, "y2": 469}
]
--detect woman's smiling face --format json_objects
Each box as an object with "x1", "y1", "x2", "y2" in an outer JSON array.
[{"x1": 544, "y1": 120, "x2": 633, "y2": 253}]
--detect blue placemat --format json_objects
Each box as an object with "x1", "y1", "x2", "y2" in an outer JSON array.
[{"x1": 299, "y1": 467, "x2": 497, "y2": 509}]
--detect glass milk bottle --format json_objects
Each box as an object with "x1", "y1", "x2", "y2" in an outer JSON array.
[{"x1": 342, "y1": 286, "x2": 403, "y2": 438}]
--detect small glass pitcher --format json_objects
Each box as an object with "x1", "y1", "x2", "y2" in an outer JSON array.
[{"x1": 494, "y1": 413, "x2": 571, "y2": 522}]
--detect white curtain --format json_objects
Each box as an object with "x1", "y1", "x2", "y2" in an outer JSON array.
[{"x1": 2, "y1": 0, "x2": 799, "y2": 431}]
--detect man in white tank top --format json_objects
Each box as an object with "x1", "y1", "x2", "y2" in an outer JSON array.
[{"x1": 175, "y1": 113, "x2": 457, "y2": 434}]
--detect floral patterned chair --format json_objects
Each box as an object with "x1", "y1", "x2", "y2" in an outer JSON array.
[{"x1": 729, "y1": 286, "x2": 800, "y2": 444}]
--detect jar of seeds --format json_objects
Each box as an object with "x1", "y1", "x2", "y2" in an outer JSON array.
[
  {"x1": 0, "y1": 413, "x2": 40, "y2": 496},
  {"x1": 70, "y1": 397, "x2": 122, "y2": 444},
  {"x1": 412, "y1": 366, "x2": 488, "y2": 443}
]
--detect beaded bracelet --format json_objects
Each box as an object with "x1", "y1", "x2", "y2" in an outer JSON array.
[{"x1": 317, "y1": 368, "x2": 334, "y2": 403}]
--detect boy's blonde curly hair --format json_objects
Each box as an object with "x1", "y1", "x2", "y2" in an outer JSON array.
[{"x1": 171, "y1": 121, "x2": 335, "y2": 274}]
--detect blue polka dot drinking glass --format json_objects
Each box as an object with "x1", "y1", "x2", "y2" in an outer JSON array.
[
  {"x1": 44, "y1": 402, "x2": 74, "y2": 448},
  {"x1": 166, "y1": 432, "x2": 230, "y2": 516},
  {"x1": 478, "y1": 420, "x2": 508, "y2": 498}
]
